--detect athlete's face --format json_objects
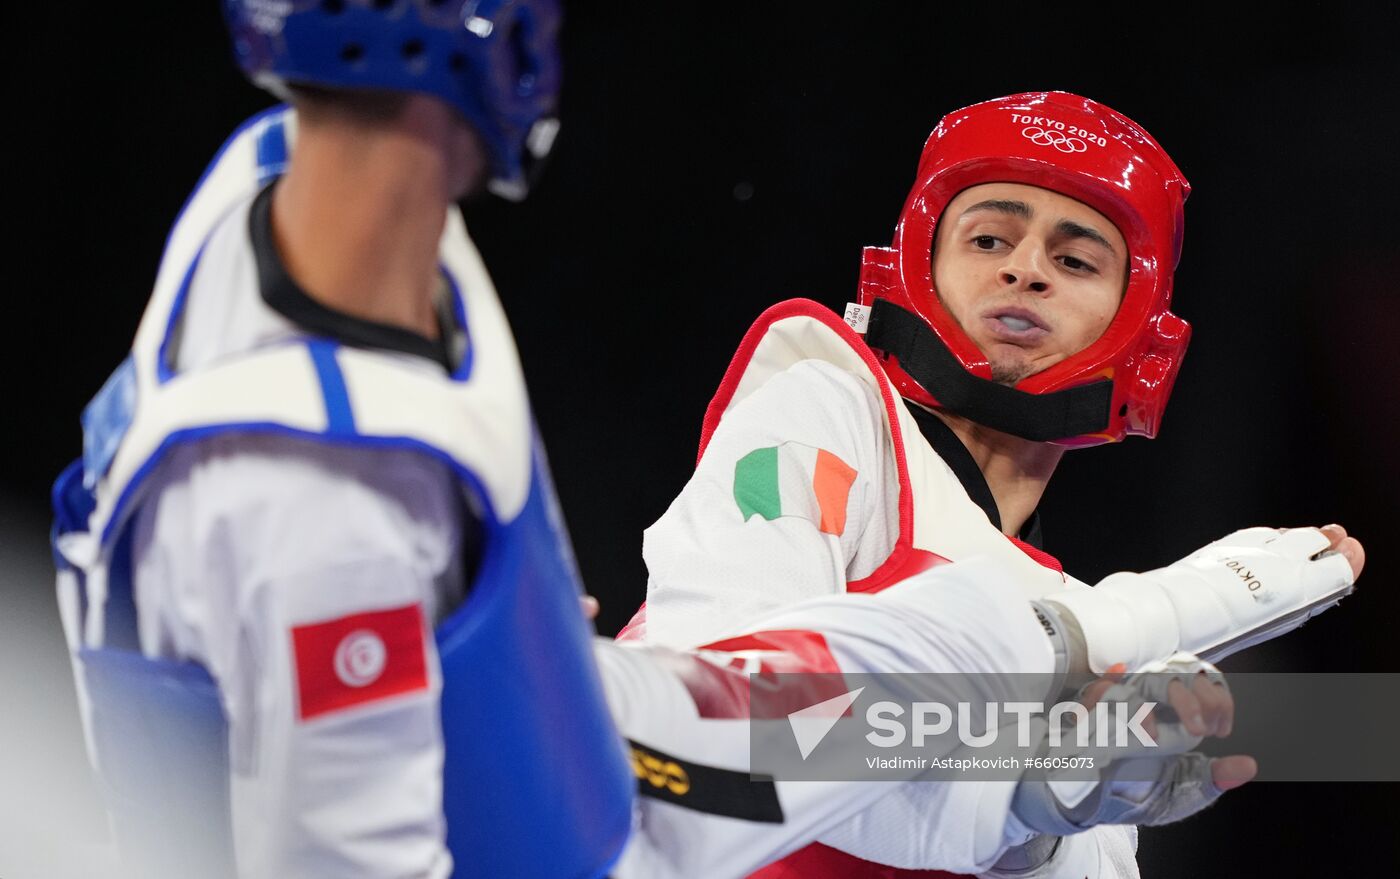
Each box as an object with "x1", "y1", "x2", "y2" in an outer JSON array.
[{"x1": 932, "y1": 182, "x2": 1128, "y2": 385}]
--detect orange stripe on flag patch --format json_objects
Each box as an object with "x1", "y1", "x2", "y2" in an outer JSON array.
[{"x1": 812, "y1": 448, "x2": 857, "y2": 536}]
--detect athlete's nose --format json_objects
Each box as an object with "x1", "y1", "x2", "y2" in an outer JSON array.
[{"x1": 998, "y1": 239, "x2": 1051, "y2": 294}]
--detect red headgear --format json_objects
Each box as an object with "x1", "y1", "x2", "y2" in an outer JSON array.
[{"x1": 856, "y1": 92, "x2": 1191, "y2": 446}]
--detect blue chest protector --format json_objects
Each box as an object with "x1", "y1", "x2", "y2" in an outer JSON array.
[{"x1": 51, "y1": 108, "x2": 633, "y2": 878}]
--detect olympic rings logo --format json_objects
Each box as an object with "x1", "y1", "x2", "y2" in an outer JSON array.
[
  {"x1": 630, "y1": 747, "x2": 691, "y2": 796},
  {"x1": 1021, "y1": 126, "x2": 1088, "y2": 154}
]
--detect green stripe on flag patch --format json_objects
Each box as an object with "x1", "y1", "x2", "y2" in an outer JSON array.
[
  {"x1": 733, "y1": 442, "x2": 857, "y2": 535},
  {"x1": 734, "y1": 446, "x2": 781, "y2": 521}
]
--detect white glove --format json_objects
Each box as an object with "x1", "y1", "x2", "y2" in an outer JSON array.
[
  {"x1": 1044, "y1": 527, "x2": 1355, "y2": 673},
  {"x1": 1009, "y1": 653, "x2": 1232, "y2": 837}
]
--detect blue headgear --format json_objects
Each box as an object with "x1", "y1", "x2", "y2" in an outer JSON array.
[{"x1": 223, "y1": 0, "x2": 562, "y2": 200}]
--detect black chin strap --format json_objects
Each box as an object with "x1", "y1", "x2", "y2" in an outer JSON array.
[{"x1": 865, "y1": 300, "x2": 1113, "y2": 442}]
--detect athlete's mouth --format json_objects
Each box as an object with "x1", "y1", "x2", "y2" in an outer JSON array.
[
  {"x1": 997, "y1": 315, "x2": 1037, "y2": 331},
  {"x1": 986, "y1": 307, "x2": 1048, "y2": 331},
  {"x1": 981, "y1": 306, "x2": 1049, "y2": 343}
]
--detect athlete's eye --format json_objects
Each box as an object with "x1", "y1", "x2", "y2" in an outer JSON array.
[
  {"x1": 972, "y1": 235, "x2": 1000, "y2": 250},
  {"x1": 1059, "y1": 255, "x2": 1096, "y2": 273}
]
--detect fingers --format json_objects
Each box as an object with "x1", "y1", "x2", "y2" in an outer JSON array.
[
  {"x1": 1189, "y1": 670, "x2": 1234, "y2": 737},
  {"x1": 1336, "y1": 535, "x2": 1365, "y2": 580},
  {"x1": 1083, "y1": 664, "x2": 1236, "y2": 744},
  {"x1": 1281, "y1": 523, "x2": 1365, "y2": 581},
  {"x1": 1209, "y1": 755, "x2": 1257, "y2": 791},
  {"x1": 1312, "y1": 524, "x2": 1364, "y2": 579},
  {"x1": 1166, "y1": 679, "x2": 1205, "y2": 736},
  {"x1": 1078, "y1": 663, "x2": 1126, "y2": 711},
  {"x1": 580, "y1": 595, "x2": 600, "y2": 620},
  {"x1": 1221, "y1": 522, "x2": 1362, "y2": 576},
  {"x1": 1165, "y1": 671, "x2": 1234, "y2": 738}
]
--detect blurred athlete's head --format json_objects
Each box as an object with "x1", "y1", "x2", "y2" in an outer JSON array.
[
  {"x1": 222, "y1": 0, "x2": 561, "y2": 200},
  {"x1": 857, "y1": 92, "x2": 1189, "y2": 446}
]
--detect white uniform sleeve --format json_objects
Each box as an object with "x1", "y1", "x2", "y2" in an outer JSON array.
[
  {"x1": 814, "y1": 764, "x2": 1136, "y2": 876},
  {"x1": 635, "y1": 362, "x2": 1145, "y2": 876},
  {"x1": 131, "y1": 434, "x2": 467, "y2": 879},
  {"x1": 641, "y1": 360, "x2": 898, "y2": 648},
  {"x1": 605, "y1": 557, "x2": 1057, "y2": 878}
]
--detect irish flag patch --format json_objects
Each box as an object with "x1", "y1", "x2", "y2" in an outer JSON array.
[{"x1": 734, "y1": 443, "x2": 858, "y2": 536}]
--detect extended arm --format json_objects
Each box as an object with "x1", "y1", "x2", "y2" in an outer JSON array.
[
  {"x1": 1042, "y1": 526, "x2": 1359, "y2": 675},
  {"x1": 605, "y1": 556, "x2": 1057, "y2": 878}
]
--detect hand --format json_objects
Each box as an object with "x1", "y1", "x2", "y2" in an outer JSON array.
[
  {"x1": 1046, "y1": 525, "x2": 1358, "y2": 672},
  {"x1": 1080, "y1": 662, "x2": 1256, "y2": 792},
  {"x1": 1011, "y1": 653, "x2": 1255, "y2": 836}
]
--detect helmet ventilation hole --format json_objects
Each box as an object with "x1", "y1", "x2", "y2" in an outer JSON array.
[
  {"x1": 321, "y1": 0, "x2": 345, "y2": 12},
  {"x1": 402, "y1": 39, "x2": 425, "y2": 60},
  {"x1": 339, "y1": 43, "x2": 365, "y2": 64}
]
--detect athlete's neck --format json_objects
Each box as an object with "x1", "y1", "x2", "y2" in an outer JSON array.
[
  {"x1": 270, "y1": 95, "x2": 484, "y2": 340},
  {"x1": 929, "y1": 408, "x2": 1062, "y2": 537}
]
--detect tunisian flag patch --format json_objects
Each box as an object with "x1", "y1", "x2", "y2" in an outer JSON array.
[{"x1": 291, "y1": 603, "x2": 429, "y2": 721}]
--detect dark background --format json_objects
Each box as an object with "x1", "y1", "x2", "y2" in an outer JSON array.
[{"x1": 6, "y1": 3, "x2": 1398, "y2": 875}]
